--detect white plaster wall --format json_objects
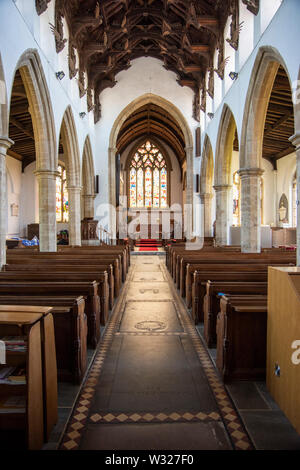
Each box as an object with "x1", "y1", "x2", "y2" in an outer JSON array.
[
  {"x1": 277, "y1": 151, "x2": 297, "y2": 226},
  {"x1": 20, "y1": 161, "x2": 38, "y2": 237},
  {"x1": 6, "y1": 155, "x2": 21, "y2": 237},
  {"x1": 93, "y1": 56, "x2": 197, "y2": 225},
  {"x1": 261, "y1": 158, "x2": 275, "y2": 226}
]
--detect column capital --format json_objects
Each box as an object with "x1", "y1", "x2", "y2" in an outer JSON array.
[
  {"x1": 213, "y1": 184, "x2": 232, "y2": 191},
  {"x1": 67, "y1": 185, "x2": 82, "y2": 192},
  {"x1": 200, "y1": 192, "x2": 213, "y2": 201},
  {"x1": 34, "y1": 169, "x2": 60, "y2": 178},
  {"x1": 289, "y1": 132, "x2": 300, "y2": 150},
  {"x1": 237, "y1": 167, "x2": 264, "y2": 178},
  {"x1": 108, "y1": 146, "x2": 118, "y2": 154},
  {"x1": 0, "y1": 136, "x2": 14, "y2": 153},
  {"x1": 83, "y1": 193, "x2": 96, "y2": 199},
  {"x1": 185, "y1": 145, "x2": 193, "y2": 153}
]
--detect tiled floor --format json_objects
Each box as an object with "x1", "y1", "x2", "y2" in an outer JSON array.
[{"x1": 47, "y1": 253, "x2": 300, "y2": 450}]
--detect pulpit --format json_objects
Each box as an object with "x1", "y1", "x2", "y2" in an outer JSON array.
[{"x1": 81, "y1": 218, "x2": 99, "y2": 246}]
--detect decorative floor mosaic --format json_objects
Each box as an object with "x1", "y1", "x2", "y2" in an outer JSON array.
[{"x1": 59, "y1": 255, "x2": 254, "y2": 451}]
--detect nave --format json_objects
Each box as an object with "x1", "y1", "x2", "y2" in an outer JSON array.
[{"x1": 58, "y1": 253, "x2": 300, "y2": 451}]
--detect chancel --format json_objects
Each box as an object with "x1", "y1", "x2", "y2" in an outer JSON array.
[{"x1": 0, "y1": 0, "x2": 299, "y2": 453}]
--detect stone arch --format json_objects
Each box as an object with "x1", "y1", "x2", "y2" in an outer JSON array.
[
  {"x1": 0, "y1": 52, "x2": 8, "y2": 137},
  {"x1": 240, "y1": 46, "x2": 294, "y2": 252},
  {"x1": 200, "y1": 135, "x2": 214, "y2": 237},
  {"x1": 59, "y1": 106, "x2": 81, "y2": 187},
  {"x1": 108, "y1": 93, "x2": 194, "y2": 238},
  {"x1": 11, "y1": 49, "x2": 57, "y2": 252},
  {"x1": 59, "y1": 106, "x2": 81, "y2": 245},
  {"x1": 81, "y1": 135, "x2": 95, "y2": 219},
  {"x1": 214, "y1": 104, "x2": 238, "y2": 245}
]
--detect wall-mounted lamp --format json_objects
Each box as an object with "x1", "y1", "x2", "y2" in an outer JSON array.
[
  {"x1": 55, "y1": 71, "x2": 65, "y2": 80},
  {"x1": 229, "y1": 71, "x2": 238, "y2": 81},
  {"x1": 79, "y1": 112, "x2": 86, "y2": 118},
  {"x1": 207, "y1": 112, "x2": 214, "y2": 119}
]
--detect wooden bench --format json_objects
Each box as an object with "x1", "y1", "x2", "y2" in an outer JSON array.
[
  {"x1": 0, "y1": 271, "x2": 109, "y2": 324},
  {"x1": 203, "y1": 281, "x2": 267, "y2": 347},
  {"x1": 6, "y1": 255, "x2": 119, "y2": 301},
  {"x1": 192, "y1": 271, "x2": 268, "y2": 323},
  {"x1": 0, "y1": 281, "x2": 100, "y2": 348},
  {"x1": 0, "y1": 295, "x2": 87, "y2": 384},
  {"x1": 216, "y1": 294, "x2": 267, "y2": 382}
]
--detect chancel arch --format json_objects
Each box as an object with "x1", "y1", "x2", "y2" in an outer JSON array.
[
  {"x1": 109, "y1": 93, "x2": 193, "y2": 239},
  {"x1": 200, "y1": 135, "x2": 214, "y2": 237},
  {"x1": 58, "y1": 106, "x2": 81, "y2": 246}
]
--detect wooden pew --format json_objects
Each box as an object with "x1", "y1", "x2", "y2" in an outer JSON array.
[
  {"x1": 5, "y1": 262, "x2": 115, "y2": 310},
  {"x1": 192, "y1": 271, "x2": 268, "y2": 323},
  {"x1": 0, "y1": 271, "x2": 110, "y2": 323},
  {"x1": 6, "y1": 255, "x2": 119, "y2": 301},
  {"x1": 0, "y1": 305, "x2": 57, "y2": 442},
  {"x1": 203, "y1": 281, "x2": 268, "y2": 347},
  {"x1": 0, "y1": 295, "x2": 87, "y2": 384},
  {"x1": 0, "y1": 281, "x2": 100, "y2": 348},
  {"x1": 185, "y1": 259, "x2": 294, "y2": 308},
  {"x1": 181, "y1": 254, "x2": 295, "y2": 299},
  {"x1": 216, "y1": 294, "x2": 267, "y2": 382}
]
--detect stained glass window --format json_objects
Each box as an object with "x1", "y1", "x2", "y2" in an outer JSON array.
[
  {"x1": 56, "y1": 164, "x2": 69, "y2": 222},
  {"x1": 128, "y1": 141, "x2": 168, "y2": 208}
]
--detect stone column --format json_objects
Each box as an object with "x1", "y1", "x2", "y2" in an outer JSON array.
[
  {"x1": 238, "y1": 168, "x2": 264, "y2": 253},
  {"x1": 68, "y1": 185, "x2": 82, "y2": 246},
  {"x1": 213, "y1": 184, "x2": 231, "y2": 246},
  {"x1": 35, "y1": 170, "x2": 58, "y2": 252},
  {"x1": 108, "y1": 146, "x2": 117, "y2": 241},
  {"x1": 273, "y1": 169, "x2": 278, "y2": 226},
  {"x1": 83, "y1": 194, "x2": 95, "y2": 219},
  {"x1": 200, "y1": 193, "x2": 213, "y2": 237},
  {"x1": 289, "y1": 133, "x2": 300, "y2": 265},
  {"x1": 185, "y1": 145, "x2": 194, "y2": 240},
  {"x1": 0, "y1": 137, "x2": 14, "y2": 267}
]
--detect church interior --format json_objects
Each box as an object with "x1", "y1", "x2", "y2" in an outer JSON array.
[{"x1": 0, "y1": 0, "x2": 300, "y2": 452}]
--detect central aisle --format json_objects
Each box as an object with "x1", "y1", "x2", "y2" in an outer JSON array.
[{"x1": 60, "y1": 255, "x2": 253, "y2": 451}]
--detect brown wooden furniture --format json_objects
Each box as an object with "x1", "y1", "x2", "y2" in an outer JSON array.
[
  {"x1": 216, "y1": 294, "x2": 267, "y2": 382},
  {"x1": 192, "y1": 271, "x2": 268, "y2": 323},
  {"x1": 0, "y1": 311, "x2": 44, "y2": 449},
  {"x1": 267, "y1": 267, "x2": 300, "y2": 436},
  {"x1": 0, "y1": 271, "x2": 109, "y2": 325},
  {"x1": 0, "y1": 295, "x2": 87, "y2": 384},
  {"x1": 0, "y1": 281, "x2": 100, "y2": 348},
  {"x1": 203, "y1": 281, "x2": 268, "y2": 347}
]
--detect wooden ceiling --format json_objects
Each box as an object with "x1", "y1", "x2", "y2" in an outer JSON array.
[
  {"x1": 262, "y1": 65, "x2": 295, "y2": 168},
  {"x1": 37, "y1": 0, "x2": 258, "y2": 123},
  {"x1": 116, "y1": 103, "x2": 185, "y2": 164},
  {"x1": 8, "y1": 70, "x2": 36, "y2": 171},
  {"x1": 8, "y1": 70, "x2": 64, "y2": 171}
]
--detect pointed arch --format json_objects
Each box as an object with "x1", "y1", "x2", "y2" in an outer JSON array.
[
  {"x1": 82, "y1": 135, "x2": 95, "y2": 219},
  {"x1": 214, "y1": 104, "x2": 238, "y2": 186},
  {"x1": 108, "y1": 93, "x2": 193, "y2": 237},
  {"x1": 15, "y1": 49, "x2": 57, "y2": 171},
  {"x1": 11, "y1": 49, "x2": 57, "y2": 252},
  {"x1": 0, "y1": 52, "x2": 8, "y2": 137},
  {"x1": 59, "y1": 106, "x2": 81, "y2": 245},
  {"x1": 59, "y1": 105, "x2": 81, "y2": 187},
  {"x1": 200, "y1": 134, "x2": 214, "y2": 195},
  {"x1": 240, "y1": 46, "x2": 293, "y2": 170}
]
